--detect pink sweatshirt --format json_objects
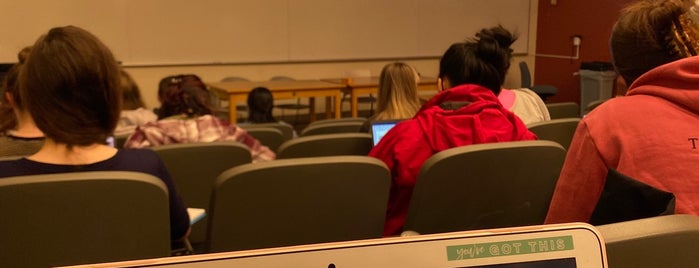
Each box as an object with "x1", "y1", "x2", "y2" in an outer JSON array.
[{"x1": 545, "y1": 56, "x2": 699, "y2": 223}]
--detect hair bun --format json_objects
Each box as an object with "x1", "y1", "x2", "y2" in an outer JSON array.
[{"x1": 472, "y1": 25, "x2": 518, "y2": 77}]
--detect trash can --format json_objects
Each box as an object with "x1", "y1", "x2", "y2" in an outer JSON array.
[{"x1": 580, "y1": 61, "x2": 616, "y2": 115}]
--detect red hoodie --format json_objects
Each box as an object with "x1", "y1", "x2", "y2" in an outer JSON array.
[
  {"x1": 369, "y1": 84, "x2": 537, "y2": 236},
  {"x1": 546, "y1": 56, "x2": 699, "y2": 224}
]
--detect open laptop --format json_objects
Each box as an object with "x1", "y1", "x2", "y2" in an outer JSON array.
[
  {"x1": 370, "y1": 120, "x2": 402, "y2": 146},
  {"x1": 68, "y1": 223, "x2": 607, "y2": 268}
]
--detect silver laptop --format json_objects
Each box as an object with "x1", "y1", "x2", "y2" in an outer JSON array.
[
  {"x1": 370, "y1": 120, "x2": 402, "y2": 146},
  {"x1": 69, "y1": 223, "x2": 607, "y2": 268}
]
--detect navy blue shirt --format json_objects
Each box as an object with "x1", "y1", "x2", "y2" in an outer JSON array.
[{"x1": 0, "y1": 149, "x2": 189, "y2": 241}]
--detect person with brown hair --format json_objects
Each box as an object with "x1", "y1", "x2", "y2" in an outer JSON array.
[
  {"x1": 0, "y1": 26, "x2": 190, "y2": 242},
  {"x1": 0, "y1": 46, "x2": 45, "y2": 157},
  {"x1": 371, "y1": 62, "x2": 422, "y2": 121},
  {"x1": 125, "y1": 76, "x2": 276, "y2": 162},
  {"x1": 546, "y1": 0, "x2": 699, "y2": 223},
  {"x1": 369, "y1": 26, "x2": 536, "y2": 236},
  {"x1": 114, "y1": 69, "x2": 157, "y2": 136}
]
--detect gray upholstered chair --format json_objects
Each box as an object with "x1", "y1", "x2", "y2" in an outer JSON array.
[
  {"x1": 585, "y1": 99, "x2": 607, "y2": 115},
  {"x1": 151, "y1": 141, "x2": 251, "y2": 248},
  {"x1": 598, "y1": 214, "x2": 699, "y2": 268},
  {"x1": 239, "y1": 122, "x2": 296, "y2": 141},
  {"x1": 0, "y1": 171, "x2": 171, "y2": 267},
  {"x1": 527, "y1": 118, "x2": 580, "y2": 150},
  {"x1": 300, "y1": 121, "x2": 364, "y2": 136},
  {"x1": 241, "y1": 127, "x2": 285, "y2": 152},
  {"x1": 545, "y1": 102, "x2": 581, "y2": 119},
  {"x1": 277, "y1": 133, "x2": 372, "y2": 159},
  {"x1": 403, "y1": 140, "x2": 566, "y2": 235},
  {"x1": 307, "y1": 117, "x2": 368, "y2": 128},
  {"x1": 207, "y1": 156, "x2": 391, "y2": 252}
]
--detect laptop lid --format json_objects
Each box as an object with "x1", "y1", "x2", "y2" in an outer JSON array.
[
  {"x1": 370, "y1": 120, "x2": 401, "y2": 146},
  {"x1": 70, "y1": 223, "x2": 607, "y2": 268}
]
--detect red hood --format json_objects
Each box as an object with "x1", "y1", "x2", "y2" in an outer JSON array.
[
  {"x1": 415, "y1": 84, "x2": 536, "y2": 152},
  {"x1": 628, "y1": 56, "x2": 699, "y2": 114}
]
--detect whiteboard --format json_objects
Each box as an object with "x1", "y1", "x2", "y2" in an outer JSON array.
[{"x1": 0, "y1": 0, "x2": 530, "y2": 65}]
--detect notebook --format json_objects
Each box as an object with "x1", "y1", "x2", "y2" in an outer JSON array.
[
  {"x1": 69, "y1": 223, "x2": 607, "y2": 268},
  {"x1": 187, "y1": 208, "x2": 206, "y2": 225},
  {"x1": 370, "y1": 120, "x2": 401, "y2": 146}
]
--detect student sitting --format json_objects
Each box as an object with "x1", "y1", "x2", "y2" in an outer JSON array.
[
  {"x1": 125, "y1": 84, "x2": 275, "y2": 162},
  {"x1": 114, "y1": 69, "x2": 157, "y2": 136},
  {"x1": 0, "y1": 26, "x2": 190, "y2": 242},
  {"x1": 369, "y1": 26, "x2": 537, "y2": 236},
  {"x1": 243, "y1": 86, "x2": 298, "y2": 137}
]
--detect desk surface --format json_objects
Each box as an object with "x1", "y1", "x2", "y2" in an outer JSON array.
[
  {"x1": 321, "y1": 76, "x2": 438, "y2": 88},
  {"x1": 208, "y1": 80, "x2": 346, "y2": 94}
]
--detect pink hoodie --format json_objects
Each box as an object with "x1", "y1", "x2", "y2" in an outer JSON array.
[{"x1": 546, "y1": 56, "x2": 699, "y2": 223}]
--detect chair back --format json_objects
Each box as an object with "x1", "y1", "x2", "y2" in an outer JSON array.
[
  {"x1": 519, "y1": 61, "x2": 558, "y2": 100},
  {"x1": 404, "y1": 140, "x2": 566, "y2": 235},
  {"x1": 585, "y1": 99, "x2": 606, "y2": 114},
  {"x1": 220, "y1": 76, "x2": 250, "y2": 82},
  {"x1": 300, "y1": 121, "x2": 364, "y2": 136},
  {"x1": 527, "y1": 118, "x2": 580, "y2": 150},
  {"x1": 207, "y1": 156, "x2": 390, "y2": 252},
  {"x1": 242, "y1": 127, "x2": 285, "y2": 152},
  {"x1": 151, "y1": 142, "x2": 251, "y2": 246},
  {"x1": 240, "y1": 122, "x2": 295, "y2": 141},
  {"x1": 307, "y1": 117, "x2": 368, "y2": 128},
  {"x1": 277, "y1": 133, "x2": 372, "y2": 159},
  {"x1": 0, "y1": 171, "x2": 170, "y2": 267},
  {"x1": 598, "y1": 214, "x2": 699, "y2": 268},
  {"x1": 546, "y1": 102, "x2": 581, "y2": 119}
]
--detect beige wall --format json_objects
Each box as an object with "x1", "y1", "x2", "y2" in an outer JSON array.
[{"x1": 123, "y1": 0, "x2": 538, "y2": 114}]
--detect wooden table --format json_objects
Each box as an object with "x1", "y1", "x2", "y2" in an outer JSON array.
[
  {"x1": 208, "y1": 80, "x2": 345, "y2": 123},
  {"x1": 322, "y1": 77, "x2": 439, "y2": 118}
]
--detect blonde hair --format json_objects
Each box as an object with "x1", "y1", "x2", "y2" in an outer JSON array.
[{"x1": 373, "y1": 62, "x2": 422, "y2": 121}]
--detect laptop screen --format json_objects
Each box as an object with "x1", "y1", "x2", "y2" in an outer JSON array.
[
  {"x1": 72, "y1": 223, "x2": 607, "y2": 268},
  {"x1": 371, "y1": 120, "x2": 401, "y2": 146}
]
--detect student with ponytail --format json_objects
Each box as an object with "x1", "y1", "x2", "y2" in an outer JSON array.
[{"x1": 369, "y1": 25, "x2": 537, "y2": 236}]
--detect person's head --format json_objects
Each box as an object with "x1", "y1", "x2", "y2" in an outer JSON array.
[
  {"x1": 247, "y1": 87, "x2": 276, "y2": 123},
  {"x1": 120, "y1": 69, "x2": 146, "y2": 110},
  {"x1": 0, "y1": 46, "x2": 33, "y2": 133},
  {"x1": 157, "y1": 74, "x2": 210, "y2": 119},
  {"x1": 20, "y1": 26, "x2": 120, "y2": 146},
  {"x1": 374, "y1": 62, "x2": 422, "y2": 120},
  {"x1": 611, "y1": 0, "x2": 696, "y2": 86},
  {"x1": 158, "y1": 85, "x2": 213, "y2": 119},
  {"x1": 438, "y1": 25, "x2": 517, "y2": 95},
  {"x1": 17, "y1": 46, "x2": 32, "y2": 64},
  {"x1": 0, "y1": 64, "x2": 21, "y2": 133},
  {"x1": 157, "y1": 74, "x2": 205, "y2": 103}
]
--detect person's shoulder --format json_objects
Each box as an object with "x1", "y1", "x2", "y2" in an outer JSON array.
[
  {"x1": 115, "y1": 149, "x2": 162, "y2": 165},
  {"x1": 0, "y1": 158, "x2": 29, "y2": 178},
  {"x1": 112, "y1": 149, "x2": 167, "y2": 176}
]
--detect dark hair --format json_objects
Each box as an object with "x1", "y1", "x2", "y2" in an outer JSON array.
[
  {"x1": 0, "y1": 64, "x2": 21, "y2": 133},
  {"x1": 0, "y1": 46, "x2": 32, "y2": 133},
  {"x1": 120, "y1": 69, "x2": 146, "y2": 110},
  {"x1": 438, "y1": 25, "x2": 517, "y2": 95},
  {"x1": 20, "y1": 26, "x2": 120, "y2": 146},
  {"x1": 157, "y1": 74, "x2": 205, "y2": 103},
  {"x1": 158, "y1": 86, "x2": 213, "y2": 119},
  {"x1": 247, "y1": 87, "x2": 276, "y2": 123},
  {"x1": 611, "y1": 0, "x2": 690, "y2": 85}
]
